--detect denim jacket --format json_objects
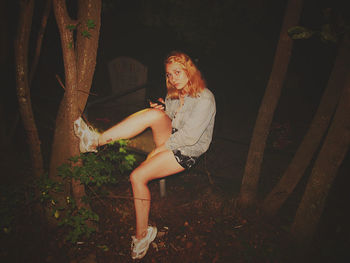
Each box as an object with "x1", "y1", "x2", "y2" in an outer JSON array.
[{"x1": 164, "y1": 88, "x2": 216, "y2": 157}]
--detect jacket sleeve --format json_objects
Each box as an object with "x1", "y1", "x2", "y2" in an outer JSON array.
[{"x1": 165, "y1": 96, "x2": 215, "y2": 151}]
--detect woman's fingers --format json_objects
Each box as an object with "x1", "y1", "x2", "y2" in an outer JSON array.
[
  {"x1": 154, "y1": 104, "x2": 165, "y2": 110},
  {"x1": 149, "y1": 100, "x2": 165, "y2": 110}
]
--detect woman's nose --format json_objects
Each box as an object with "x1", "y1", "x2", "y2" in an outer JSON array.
[{"x1": 171, "y1": 74, "x2": 178, "y2": 81}]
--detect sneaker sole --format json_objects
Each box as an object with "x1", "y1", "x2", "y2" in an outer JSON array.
[
  {"x1": 132, "y1": 227, "x2": 157, "y2": 260},
  {"x1": 74, "y1": 117, "x2": 98, "y2": 153}
]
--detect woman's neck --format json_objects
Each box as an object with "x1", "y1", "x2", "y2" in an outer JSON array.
[{"x1": 179, "y1": 94, "x2": 185, "y2": 104}]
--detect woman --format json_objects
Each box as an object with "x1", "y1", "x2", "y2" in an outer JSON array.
[{"x1": 74, "y1": 51, "x2": 216, "y2": 259}]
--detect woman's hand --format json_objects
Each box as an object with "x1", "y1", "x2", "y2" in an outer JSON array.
[{"x1": 149, "y1": 98, "x2": 165, "y2": 110}]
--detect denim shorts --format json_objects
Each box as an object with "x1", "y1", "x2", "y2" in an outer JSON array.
[{"x1": 171, "y1": 128, "x2": 198, "y2": 169}]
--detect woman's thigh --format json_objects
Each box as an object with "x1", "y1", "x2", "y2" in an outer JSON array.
[
  {"x1": 99, "y1": 108, "x2": 171, "y2": 145},
  {"x1": 148, "y1": 109, "x2": 172, "y2": 147},
  {"x1": 130, "y1": 149, "x2": 185, "y2": 184}
]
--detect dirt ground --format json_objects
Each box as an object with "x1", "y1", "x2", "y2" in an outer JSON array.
[
  {"x1": 0, "y1": 149, "x2": 290, "y2": 263},
  {"x1": 1, "y1": 132, "x2": 348, "y2": 263}
]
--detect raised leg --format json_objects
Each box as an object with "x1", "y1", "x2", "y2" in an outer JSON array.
[{"x1": 98, "y1": 108, "x2": 172, "y2": 147}]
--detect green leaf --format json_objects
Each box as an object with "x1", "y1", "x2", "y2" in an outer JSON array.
[
  {"x1": 97, "y1": 245, "x2": 109, "y2": 251},
  {"x1": 320, "y1": 24, "x2": 338, "y2": 43},
  {"x1": 66, "y1": 24, "x2": 76, "y2": 31},
  {"x1": 119, "y1": 147, "x2": 127, "y2": 153},
  {"x1": 118, "y1": 139, "x2": 129, "y2": 147},
  {"x1": 81, "y1": 30, "x2": 92, "y2": 39},
  {"x1": 287, "y1": 26, "x2": 314, "y2": 40},
  {"x1": 86, "y1": 19, "x2": 96, "y2": 29},
  {"x1": 69, "y1": 155, "x2": 80, "y2": 163}
]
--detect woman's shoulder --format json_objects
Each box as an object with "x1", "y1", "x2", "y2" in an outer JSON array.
[{"x1": 198, "y1": 88, "x2": 215, "y2": 101}]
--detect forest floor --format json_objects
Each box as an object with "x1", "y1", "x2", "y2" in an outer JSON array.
[
  {"x1": 1, "y1": 133, "x2": 348, "y2": 263},
  {"x1": 0, "y1": 153, "x2": 290, "y2": 263}
]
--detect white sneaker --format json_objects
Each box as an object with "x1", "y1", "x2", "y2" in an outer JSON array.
[
  {"x1": 131, "y1": 226, "x2": 157, "y2": 260},
  {"x1": 73, "y1": 117, "x2": 100, "y2": 153}
]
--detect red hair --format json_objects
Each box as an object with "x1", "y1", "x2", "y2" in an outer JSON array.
[{"x1": 165, "y1": 51, "x2": 206, "y2": 99}]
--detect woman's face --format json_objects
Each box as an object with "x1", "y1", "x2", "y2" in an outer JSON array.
[{"x1": 166, "y1": 62, "x2": 189, "y2": 90}]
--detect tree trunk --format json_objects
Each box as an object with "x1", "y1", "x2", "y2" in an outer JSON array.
[
  {"x1": 14, "y1": 0, "x2": 44, "y2": 178},
  {"x1": 238, "y1": 0, "x2": 304, "y2": 207},
  {"x1": 262, "y1": 35, "x2": 350, "y2": 217},
  {"x1": 290, "y1": 52, "x2": 350, "y2": 247},
  {"x1": 50, "y1": 0, "x2": 101, "y2": 208}
]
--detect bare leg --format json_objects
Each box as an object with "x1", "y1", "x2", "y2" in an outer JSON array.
[
  {"x1": 129, "y1": 149, "x2": 184, "y2": 239},
  {"x1": 98, "y1": 108, "x2": 178, "y2": 238},
  {"x1": 98, "y1": 108, "x2": 172, "y2": 147}
]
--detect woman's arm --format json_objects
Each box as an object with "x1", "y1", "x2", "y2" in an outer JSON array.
[{"x1": 165, "y1": 96, "x2": 215, "y2": 151}]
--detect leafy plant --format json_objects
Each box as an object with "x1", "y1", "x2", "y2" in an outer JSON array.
[
  {"x1": 58, "y1": 139, "x2": 136, "y2": 187},
  {"x1": 58, "y1": 207, "x2": 99, "y2": 243},
  {"x1": 288, "y1": 9, "x2": 350, "y2": 44},
  {"x1": 37, "y1": 174, "x2": 63, "y2": 203},
  {"x1": 287, "y1": 26, "x2": 314, "y2": 40},
  {"x1": 80, "y1": 19, "x2": 97, "y2": 39},
  {"x1": 288, "y1": 24, "x2": 338, "y2": 43},
  {"x1": 38, "y1": 140, "x2": 136, "y2": 243},
  {"x1": 66, "y1": 19, "x2": 97, "y2": 42}
]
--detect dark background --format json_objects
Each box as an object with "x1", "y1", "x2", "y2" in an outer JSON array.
[
  {"x1": 3, "y1": 0, "x2": 344, "y2": 149},
  {"x1": 1, "y1": 0, "x2": 349, "y2": 261}
]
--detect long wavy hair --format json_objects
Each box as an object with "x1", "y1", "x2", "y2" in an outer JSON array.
[{"x1": 165, "y1": 51, "x2": 206, "y2": 99}]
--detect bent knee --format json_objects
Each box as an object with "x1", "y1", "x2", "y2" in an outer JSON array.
[{"x1": 129, "y1": 169, "x2": 148, "y2": 186}]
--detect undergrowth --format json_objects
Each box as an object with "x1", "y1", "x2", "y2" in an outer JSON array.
[{"x1": 1, "y1": 140, "x2": 136, "y2": 244}]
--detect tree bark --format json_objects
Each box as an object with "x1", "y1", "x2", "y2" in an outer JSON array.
[
  {"x1": 76, "y1": 0, "x2": 101, "y2": 111},
  {"x1": 238, "y1": 0, "x2": 304, "y2": 207},
  {"x1": 15, "y1": 0, "x2": 44, "y2": 178},
  {"x1": 290, "y1": 47, "x2": 350, "y2": 246},
  {"x1": 50, "y1": 0, "x2": 101, "y2": 208},
  {"x1": 262, "y1": 35, "x2": 350, "y2": 217}
]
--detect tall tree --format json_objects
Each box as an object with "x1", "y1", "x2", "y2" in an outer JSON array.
[
  {"x1": 290, "y1": 42, "x2": 350, "y2": 246},
  {"x1": 238, "y1": 0, "x2": 304, "y2": 207},
  {"x1": 50, "y1": 0, "x2": 101, "y2": 208},
  {"x1": 14, "y1": 0, "x2": 44, "y2": 178},
  {"x1": 262, "y1": 35, "x2": 350, "y2": 217}
]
